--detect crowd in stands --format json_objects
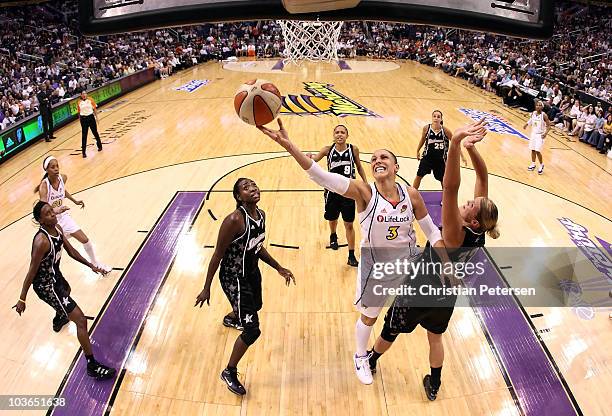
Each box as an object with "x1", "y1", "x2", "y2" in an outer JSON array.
[{"x1": 0, "y1": 1, "x2": 610, "y2": 153}]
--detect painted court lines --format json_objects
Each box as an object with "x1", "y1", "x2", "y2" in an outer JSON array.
[
  {"x1": 48, "y1": 189, "x2": 578, "y2": 415},
  {"x1": 51, "y1": 191, "x2": 205, "y2": 416}
]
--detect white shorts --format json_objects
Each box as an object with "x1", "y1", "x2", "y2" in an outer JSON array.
[
  {"x1": 57, "y1": 213, "x2": 81, "y2": 236},
  {"x1": 354, "y1": 269, "x2": 384, "y2": 318},
  {"x1": 529, "y1": 133, "x2": 544, "y2": 151}
]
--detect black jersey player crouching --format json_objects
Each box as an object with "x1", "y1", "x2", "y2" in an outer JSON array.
[
  {"x1": 12, "y1": 201, "x2": 116, "y2": 380},
  {"x1": 195, "y1": 178, "x2": 295, "y2": 396}
]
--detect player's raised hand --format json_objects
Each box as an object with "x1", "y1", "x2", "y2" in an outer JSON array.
[
  {"x1": 452, "y1": 118, "x2": 487, "y2": 142},
  {"x1": 258, "y1": 119, "x2": 291, "y2": 149},
  {"x1": 195, "y1": 287, "x2": 211, "y2": 307}
]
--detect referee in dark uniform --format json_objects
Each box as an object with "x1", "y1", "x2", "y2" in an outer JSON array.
[{"x1": 36, "y1": 85, "x2": 54, "y2": 142}]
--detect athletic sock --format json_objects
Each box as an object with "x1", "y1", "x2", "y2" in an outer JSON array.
[
  {"x1": 85, "y1": 354, "x2": 95, "y2": 365},
  {"x1": 355, "y1": 319, "x2": 373, "y2": 356},
  {"x1": 430, "y1": 366, "x2": 442, "y2": 388},
  {"x1": 370, "y1": 349, "x2": 382, "y2": 363},
  {"x1": 349, "y1": 249, "x2": 355, "y2": 257},
  {"x1": 83, "y1": 241, "x2": 97, "y2": 264}
]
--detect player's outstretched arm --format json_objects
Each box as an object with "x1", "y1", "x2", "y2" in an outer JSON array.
[
  {"x1": 416, "y1": 125, "x2": 427, "y2": 160},
  {"x1": 258, "y1": 247, "x2": 295, "y2": 286},
  {"x1": 307, "y1": 146, "x2": 331, "y2": 162},
  {"x1": 258, "y1": 119, "x2": 371, "y2": 208},
  {"x1": 442, "y1": 119, "x2": 487, "y2": 247},
  {"x1": 352, "y1": 145, "x2": 368, "y2": 182},
  {"x1": 13, "y1": 234, "x2": 48, "y2": 315},
  {"x1": 466, "y1": 145, "x2": 488, "y2": 199},
  {"x1": 195, "y1": 212, "x2": 243, "y2": 307}
]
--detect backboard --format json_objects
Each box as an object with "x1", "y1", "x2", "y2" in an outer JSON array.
[{"x1": 80, "y1": 0, "x2": 553, "y2": 39}]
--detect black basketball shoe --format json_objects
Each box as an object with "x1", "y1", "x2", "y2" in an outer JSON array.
[
  {"x1": 221, "y1": 367, "x2": 246, "y2": 396},
  {"x1": 347, "y1": 254, "x2": 359, "y2": 267},
  {"x1": 87, "y1": 361, "x2": 116, "y2": 380},
  {"x1": 423, "y1": 375, "x2": 440, "y2": 401},
  {"x1": 223, "y1": 314, "x2": 243, "y2": 331},
  {"x1": 52, "y1": 314, "x2": 70, "y2": 333},
  {"x1": 330, "y1": 233, "x2": 339, "y2": 250}
]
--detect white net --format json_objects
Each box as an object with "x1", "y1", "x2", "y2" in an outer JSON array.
[{"x1": 278, "y1": 20, "x2": 344, "y2": 64}]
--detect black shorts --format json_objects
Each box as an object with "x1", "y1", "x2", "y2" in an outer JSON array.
[
  {"x1": 324, "y1": 191, "x2": 355, "y2": 222},
  {"x1": 416, "y1": 157, "x2": 445, "y2": 182},
  {"x1": 33, "y1": 275, "x2": 77, "y2": 318},
  {"x1": 219, "y1": 268, "x2": 262, "y2": 330},
  {"x1": 385, "y1": 305, "x2": 455, "y2": 335}
]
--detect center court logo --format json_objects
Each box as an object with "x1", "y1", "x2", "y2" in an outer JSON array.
[
  {"x1": 459, "y1": 108, "x2": 528, "y2": 140},
  {"x1": 281, "y1": 82, "x2": 379, "y2": 117}
]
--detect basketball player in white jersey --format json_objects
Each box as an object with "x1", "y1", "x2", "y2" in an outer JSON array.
[
  {"x1": 307, "y1": 125, "x2": 367, "y2": 267},
  {"x1": 523, "y1": 100, "x2": 551, "y2": 174},
  {"x1": 35, "y1": 156, "x2": 111, "y2": 330},
  {"x1": 258, "y1": 119, "x2": 449, "y2": 385}
]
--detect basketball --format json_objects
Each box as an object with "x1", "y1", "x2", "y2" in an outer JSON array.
[{"x1": 234, "y1": 79, "x2": 282, "y2": 126}]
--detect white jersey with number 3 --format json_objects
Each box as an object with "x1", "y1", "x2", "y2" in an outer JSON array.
[
  {"x1": 355, "y1": 182, "x2": 418, "y2": 318},
  {"x1": 358, "y1": 183, "x2": 417, "y2": 255}
]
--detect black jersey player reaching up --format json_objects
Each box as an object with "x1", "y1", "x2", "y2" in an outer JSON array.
[
  {"x1": 12, "y1": 201, "x2": 116, "y2": 380},
  {"x1": 368, "y1": 119, "x2": 499, "y2": 401},
  {"x1": 413, "y1": 110, "x2": 466, "y2": 190},
  {"x1": 195, "y1": 178, "x2": 295, "y2": 396},
  {"x1": 308, "y1": 125, "x2": 367, "y2": 267}
]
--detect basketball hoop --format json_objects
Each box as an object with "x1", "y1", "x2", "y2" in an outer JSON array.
[{"x1": 278, "y1": 20, "x2": 344, "y2": 65}]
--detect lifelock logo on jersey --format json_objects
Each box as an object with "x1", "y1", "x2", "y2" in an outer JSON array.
[{"x1": 377, "y1": 215, "x2": 411, "y2": 223}]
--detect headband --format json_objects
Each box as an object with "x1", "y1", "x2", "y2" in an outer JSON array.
[{"x1": 43, "y1": 156, "x2": 56, "y2": 170}]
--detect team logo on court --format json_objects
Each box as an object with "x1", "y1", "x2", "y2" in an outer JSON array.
[
  {"x1": 281, "y1": 82, "x2": 379, "y2": 117},
  {"x1": 458, "y1": 108, "x2": 528, "y2": 140},
  {"x1": 558, "y1": 217, "x2": 611, "y2": 319},
  {"x1": 174, "y1": 80, "x2": 210, "y2": 93}
]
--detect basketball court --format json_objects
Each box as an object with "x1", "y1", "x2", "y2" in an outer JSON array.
[{"x1": 0, "y1": 1, "x2": 610, "y2": 415}]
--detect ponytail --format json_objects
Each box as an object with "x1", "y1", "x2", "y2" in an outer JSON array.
[
  {"x1": 477, "y1": 197, "x2": 500, "y2": 239},
  {"x1": 34, "y1": 173, "x2": 48, "y2": 193}
]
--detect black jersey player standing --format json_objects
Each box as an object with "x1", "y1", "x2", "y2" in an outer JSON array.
[
  {"x1": 13, "y1": 201, "x2": 116, "y2": 380},
  {"x1": 308, "y1": 125, "x2": 367, "y2": 266},
  {"x1": 195, "y1": 178, "x2": 295, "y2": 396},
  {"x1": 413, "y1": 110, "x2": 466, "y2": 190}
]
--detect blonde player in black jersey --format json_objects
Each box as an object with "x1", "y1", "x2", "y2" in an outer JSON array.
[
  {"x1": 414, "y1": 110, "x2": 466, "y2": 190},
  {"x1": 13, "y1": 201, "x2": 115, "y2": 380},
  {"x1": 308, "y1": 125, "x2": 367, "y2": 266},
  {"x1": 259, "y1": 119, "x2": 451, "y2": 385},
  {"x1": 368, "y1": 119, "x2": 499, "y2": 401},
  {"x1": 195, "y1": 178, "x2": 295, "y2": 396}
]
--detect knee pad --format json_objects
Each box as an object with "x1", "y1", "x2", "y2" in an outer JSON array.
[
  {"x1": 380, "y1": 324, "x2": 399, "y2": 343},
  {"x1": 240, "y1": 327, "x2": 261, "y2": 346}
]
